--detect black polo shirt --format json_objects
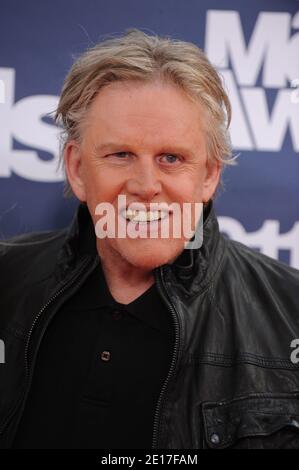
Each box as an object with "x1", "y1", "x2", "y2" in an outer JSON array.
[{"x1": 13, "y1": 258, "x2": 175, "y2": 449}]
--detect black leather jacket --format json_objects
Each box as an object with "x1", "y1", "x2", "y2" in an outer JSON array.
[{"x1": 1, "y1": 200, "x2": 299, "y2": 449}]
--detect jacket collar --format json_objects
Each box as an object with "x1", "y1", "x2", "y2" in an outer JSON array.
[
  {"x1": 59, "y1": 199, "x2": 225, "y2": 295},
  {"x1": 166, "y1": 199, "x2": 225, "y2": 295}
]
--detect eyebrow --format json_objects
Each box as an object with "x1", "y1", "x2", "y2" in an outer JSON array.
[
  {"x1": 93, "y1": 142, "x2": 197, "y2": 157},
  {"x1": 93, "y1": 143, "x2": 130, "y2": 154}
]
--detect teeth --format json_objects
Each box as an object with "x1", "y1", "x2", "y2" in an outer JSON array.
[{"x1": 123, "y1": 209, "x2": 169, "y2": 222}]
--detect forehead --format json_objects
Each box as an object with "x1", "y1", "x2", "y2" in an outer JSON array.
[{"x1": 83, "y1": 80, "x2": 205, "y2": 150}]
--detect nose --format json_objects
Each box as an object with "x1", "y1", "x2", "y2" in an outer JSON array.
[{"x1": 125, "y1": 156, "x2": 162, "y2": 201}]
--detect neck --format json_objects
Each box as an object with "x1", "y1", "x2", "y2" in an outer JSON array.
[{"x1": 96, "y1": 241, "x2": 155, "y2": 304}]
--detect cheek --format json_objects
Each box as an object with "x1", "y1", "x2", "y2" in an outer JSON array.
[
  {"x1": 86, "y1": 171, "x2": 125, "y2": 206},
  {"x1": 174, "y1": 177, "x2": 205, "y2": 202}
]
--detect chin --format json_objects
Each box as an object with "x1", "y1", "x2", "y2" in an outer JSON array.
[{"x1": 121, "y1": 239, "x2": 184, "y2": 270}]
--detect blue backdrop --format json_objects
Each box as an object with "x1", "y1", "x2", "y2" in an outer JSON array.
[{"x1": 0, "y1": 0, "x2": 298, "y2": 268}]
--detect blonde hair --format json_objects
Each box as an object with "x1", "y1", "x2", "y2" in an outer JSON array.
[{"x1": 55, "y1": 28, "x2": 236, "y2": 198}]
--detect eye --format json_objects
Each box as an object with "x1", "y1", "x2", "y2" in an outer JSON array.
[
  {"x1": 111, "y1": 152, "x2": 130, "y2": 158},
  {"x1": 106, "y1": 152, "x2": 131, "y2": 162},
  {"x1": 159, "y1": 154, "x2": 181, "y2": 165}
]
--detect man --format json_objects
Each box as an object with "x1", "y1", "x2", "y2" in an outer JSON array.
[{"x1": 1, "y1": 29, "x2": 299, "y2": 449}]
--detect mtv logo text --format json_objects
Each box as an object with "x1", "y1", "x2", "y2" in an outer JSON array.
[
  {"x1": 0, "y1": 9, "x2": 298, "y2": 269},
  {"x1": 205, "y1": 10, "x2": 299, "y2": 151}
]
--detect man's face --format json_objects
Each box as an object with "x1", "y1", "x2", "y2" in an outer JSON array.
[{"x1": 65, "y1": 80, "x2": 220, "y2": 270}]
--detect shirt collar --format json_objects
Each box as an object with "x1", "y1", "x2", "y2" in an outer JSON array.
[
  {"x1": 58, "y1": 198, "x2": 224, "y2": 298},
  {"x1": 78, "y1": 260, "x2": 172, "y2": 334}
]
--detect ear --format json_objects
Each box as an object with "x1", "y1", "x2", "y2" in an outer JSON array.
[
  {"x1": 64, "y1": 140, "x2": 87, "y2": 201},
  {"x1": 202, "y1": 159, "x2": 221, "y2": 202}
]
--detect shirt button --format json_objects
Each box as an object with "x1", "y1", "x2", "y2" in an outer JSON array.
[
  {"x1": 100, "y1": 350, "x2": 111, "y2": 362},
  {"x1": 210, "y1": 433, "x2": 221, "y2": 445},
  {"x1": 111, "y1": 309, "x2": 123, "y2": 320}
]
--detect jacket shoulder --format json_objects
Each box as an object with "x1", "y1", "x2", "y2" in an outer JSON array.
[
  {"x1": 225, "y1": 238, "x2": 299, "y2": 286},
  {"x1": 0, "y1": 228, "x2": 68, "y2": 286},
  {"x1": 216, "y1": 238, "x2": 299, "y2": 354},
  {"x1": 223, "y1": 238, "x2": 299, "y2": 308},
  {"x1": 221, "y1": 240, "x2": 299, "y2": 330}
]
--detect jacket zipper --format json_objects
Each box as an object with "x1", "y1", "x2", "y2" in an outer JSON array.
[
  {"x1": 2, "y1": 256, "x2": 181, "y2": 448},
  {"x1": 1, "y1": 255, "x2": 99, "y2": 443},
  {"x1": 152, "y1": 265, "x2": 181, "y2": 449}
]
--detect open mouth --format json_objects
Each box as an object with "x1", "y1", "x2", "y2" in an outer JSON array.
[{"x1": 120, "y1": 209, "x2": 170, "y2": 223}]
